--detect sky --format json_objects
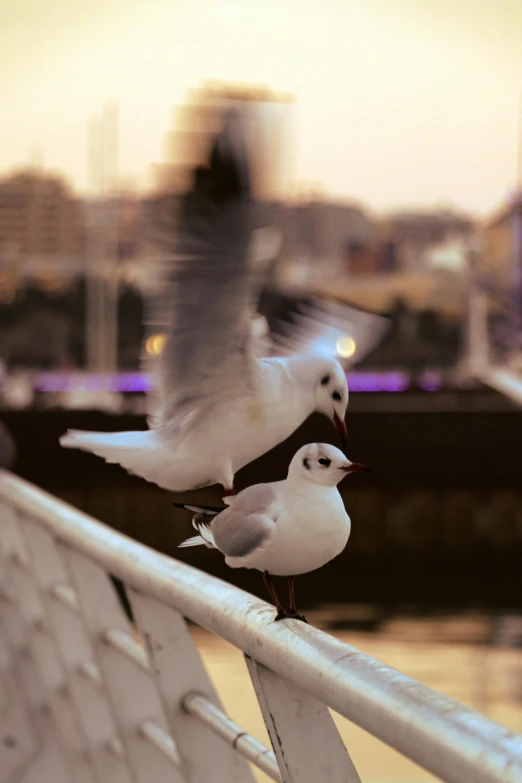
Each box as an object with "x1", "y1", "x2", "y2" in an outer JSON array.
[{"x1": 2, "y1": 0, "x2": 522, "y2": 216}]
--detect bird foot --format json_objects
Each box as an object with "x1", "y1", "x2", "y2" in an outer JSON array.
[
  {"x1": 287, "y1": 609, "x2": 308, "y2": 623},
  {"x1": 274, "y1": 609, "x2": 308, "y2": 623}
]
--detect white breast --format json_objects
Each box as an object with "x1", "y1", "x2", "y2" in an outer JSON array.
[{"x1": 239, "y1": 486, "x2": 351, "y2": 577}]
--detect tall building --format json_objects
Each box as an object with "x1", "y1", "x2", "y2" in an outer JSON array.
[{"x1": 0, "y1": 171, "x2": 84, "y2": 267}]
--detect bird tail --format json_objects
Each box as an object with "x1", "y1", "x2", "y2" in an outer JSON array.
[
  {"x1": 178, "y1": 535, "x2": 207, "y2": 548},
  {"x1": 177, "y1": 509, "x2": 218, "y2": 550},
  {"x1": 59, "y1": 429, "x2": 180, "y2": 491},
  {"x1": 172, "y1": 503, "x2": 223, "y2": 515}
]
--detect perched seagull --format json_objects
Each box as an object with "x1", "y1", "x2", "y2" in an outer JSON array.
[
  {"x1": 177, "y1": 443, "x2": 371, "y2": 621},
  {"x1": 60, "y1": 108, "x2": 350, "y2": 495}
]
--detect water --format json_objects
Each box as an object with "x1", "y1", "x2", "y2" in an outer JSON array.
[{"x1": 190, "y1": 613, "x2": 522, "y2": 782}]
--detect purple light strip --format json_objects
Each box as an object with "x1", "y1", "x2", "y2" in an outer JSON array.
[
  {"x1": 346, "y1": 371, "x2": 410, "y2": 392},
  {"x1": 32, "y1": 370, "x2": 416, "y2": 394},
  {"x1": 34, "y1": 372, "x2": 154, "y2": 393}
]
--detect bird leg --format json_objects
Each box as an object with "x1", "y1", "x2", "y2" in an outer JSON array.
[
  {"x1": 263, "y1": 571, "x2": 287, "y2": 621},
  {"x1": 286, "y1": 576, "x2": 307, "y2": 623},
  {"x1": 224, "y1": 488, "x2": 235, "y2": 497}
]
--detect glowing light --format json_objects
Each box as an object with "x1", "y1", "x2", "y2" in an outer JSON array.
[
  {"x1": 146, "y1": 333, "x2": 166, "y2": 356},
  {"x1": 336, "y1": 335, "x2": 356, "y2": 358}
]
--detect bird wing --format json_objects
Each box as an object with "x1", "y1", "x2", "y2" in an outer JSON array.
[
  {"x1": 259, "y1": 294, "x2": 390, "y2": 368},
  {"x1": 59, "y1": 109, "x2": 284, "y2": 486},
  {"x1": 211, "y1": 483, "x2": 280, "y2": 558},
  {"x1": 145, "y1": 108, "x2": 264, "y2": 433}
]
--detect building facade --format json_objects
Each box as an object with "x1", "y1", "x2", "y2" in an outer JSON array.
[
  {"x1": 381, "y1": 209, "x2": 475, "y2": 272},
  {"x1": 0, "y1": 171, "x2": 84, "y2": 266}
]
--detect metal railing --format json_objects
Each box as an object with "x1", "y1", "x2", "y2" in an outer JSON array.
[{"x1": 0, "y1": 470, "x2": 521, "y2": 783}]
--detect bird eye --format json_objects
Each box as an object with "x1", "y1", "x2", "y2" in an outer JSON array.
[
  {"x1": 321, "y1": 375, "x2": 330, "y2": 386},
  {"x1": 303, "y1": 457, "x2": 310, "y2": 470},
  {"x1": 318, "y1": 458, "x2": 331, "y2": 467},
  {"x1": 332, "y1": 391, "x2": 342, "y2": 402}
]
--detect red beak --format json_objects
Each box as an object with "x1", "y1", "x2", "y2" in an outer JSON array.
[
  {"x1": 333, "y1": 411, "x2": 347, "y2": 447},
  {"x1": 342, "y1": 462, "x2": 372, "y2": 473}
]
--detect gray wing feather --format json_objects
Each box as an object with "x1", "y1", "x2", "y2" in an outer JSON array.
[
  {"x1": 214, "y1": 514, "x2": 272, "y2": 558},
  {"x1": 149, "y1": 109, "x2": 259, "y2": 429},
  {"x1": 212, "y1": 483, "x2": 279, "y2": 558}
]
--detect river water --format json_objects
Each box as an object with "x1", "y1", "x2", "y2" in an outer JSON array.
[{"x1": 189, "y1": 612, "x2": 522, "y2": 782}]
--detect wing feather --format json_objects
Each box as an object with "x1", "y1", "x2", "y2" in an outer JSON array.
[
  {"x1": 211, "y1": 483, "x2": 279, "y2": 558},
  {"x1": 146, "y1": 108, "x2": 260, "y2": 430}
]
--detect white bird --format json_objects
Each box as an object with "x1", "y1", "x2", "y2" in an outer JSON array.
[
  {"x1": 60, "y1": 107, "x2": 351, "y2": 495},
  {"x1": 177, "y1": 443, "x2": 371, "y2": 621}
]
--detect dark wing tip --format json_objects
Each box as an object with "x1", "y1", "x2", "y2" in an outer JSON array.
[
  {"x1": 207, "y1": 110, "x2": 251, "y2": 203},
  {"x1": 171, "y1": 503, "x2": 224, "y2": 514}
]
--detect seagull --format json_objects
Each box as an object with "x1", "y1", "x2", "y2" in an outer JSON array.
[
  {"x1": 177, "y1": 442, "x2": 371, "y2": 621},
  {"x1": 60, "y1": 107, "x2": 351, "y2": 495}
]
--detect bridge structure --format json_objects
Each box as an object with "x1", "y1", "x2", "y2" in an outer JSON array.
[
  {"x1": 466, "y1": 193, "x2": 522, "y2": 407},
  {"x1": 0, "y1": 470, "x2": 521, "y2": 783}
]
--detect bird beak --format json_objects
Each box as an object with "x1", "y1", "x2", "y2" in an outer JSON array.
[
  {"x1": 342, "y1": 462, "x2": 372, "y2": 473},
  {"x1": 333, "y1": 412, "x2": 347, "y2": 447}
]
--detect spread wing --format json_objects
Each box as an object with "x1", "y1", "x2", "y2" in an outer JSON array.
[
  {"x1": 145, "y1": 108, "x2": 262, "y2": 431},
  {"x1": 142, "y1": 101, "x2": 389, "y2": 438}
]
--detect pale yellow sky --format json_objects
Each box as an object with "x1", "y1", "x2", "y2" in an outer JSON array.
[{"x1": 2, "y1": 0, "x2": 522, "y2": 215}]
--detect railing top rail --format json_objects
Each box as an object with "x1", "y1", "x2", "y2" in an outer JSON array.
[{"x1": 1, "y1": 469, "x2": 522, "y2": 783}]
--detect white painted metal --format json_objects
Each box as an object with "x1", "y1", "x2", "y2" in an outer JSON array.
[
  {"x1": 1, "y1": 472, "x2": 522, "y2": 783},
  {"x1": 245, "y1": 655, "x2": 361, "y2": 783},
  {"x1": 77, "y1": 661, "x2": 104, "y2": 688},
  {"x1": 0, "y1": 616, "x2": 11, "y2": 720},
  {"x1": 106, "y1": 736, "x2": 124, "y2": 757},
  {"x1": 60, "y1": 546, "x2": 185, "y2": 783},
  {"x1": 19, "y1": 515, "x2": 134, "y2": 783},
  {"x1": 102, "y1": 628, "x2": 150, "y2": 671},
  {"x1": 0, "y1": 662, "x2": 40, "y2": 783},
  {"x1": 181, "y1": 692, "x2": 281, "y2": 782},
  {"x1": 0, "y1": 507, "x2": 93, "y2": 783},
  {"x1": 129, "y1": 589, "x2": 255, "y2": 782},
  {"x1": 0, "y1": 530, "x2": 70, "y2": 783},
  {"x1": 17, "y1": 703, "x2": 71, "y2": 783},
  {"x1": 49, "y1": 583, "x2": 79, "y2": 612},
  {"x1": 138, "y1": 720, "x2": 180, "y2": 766}
]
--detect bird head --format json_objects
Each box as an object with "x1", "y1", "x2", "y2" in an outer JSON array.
[
  {"x1": 312, "y1": 358, "x2": 349, "y2": 447},
  {"x1": 289, "y1": 443, "x2": 371, "y2": 487}
]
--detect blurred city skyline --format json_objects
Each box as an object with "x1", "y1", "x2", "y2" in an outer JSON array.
[{"x1": 2, "y1": 0, "x2": 522, "y2": 216}]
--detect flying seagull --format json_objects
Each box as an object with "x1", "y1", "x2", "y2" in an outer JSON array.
[{"x1": 60, "y1": 108, "x2": 351, "y2": 495}]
